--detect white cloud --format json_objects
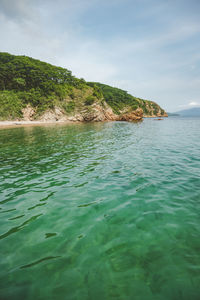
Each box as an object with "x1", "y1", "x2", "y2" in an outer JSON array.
[
  {"x1": 188, "y1": 101, "x2": 200, "y2": 106},
  {"x1": 0, "y1": 0, "x2": 200, "y2": 112},
  {"x1": 179, "y1": 101, "x2": 200, "y2": 108}
]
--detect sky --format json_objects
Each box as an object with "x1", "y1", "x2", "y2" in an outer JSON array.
[{"x1": 0, "y1": 0, "x2": 200, "y2": 112}]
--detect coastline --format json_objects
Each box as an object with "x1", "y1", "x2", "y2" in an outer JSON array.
[
  {"x1": 0, "y1": 120, "x2": 75, "y2": 129},
  {"x1": 0, "y1": 115, "x2": 168, "y2": 129}
]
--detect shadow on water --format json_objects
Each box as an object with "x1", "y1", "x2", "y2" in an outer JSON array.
[
  {"x1": 20, "y1": 256, "x2": 61, "y2": 269},
  {"x1": 0, "y1": 214, "x2": 42, "y2": 240}
]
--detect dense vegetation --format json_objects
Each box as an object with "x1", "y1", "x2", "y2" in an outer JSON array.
[
  {"x1": 0, "y1": 52, "x2": 89, "y2": 119},
  {"x1": 0, "y1": 52, "x2": 166, "y2": 120},
  {"x1": 87, "y1": 82, "x2": 140, "y2": 114},
  {"x1": 87, "y1": 82, "x2": 165, "y2": 116}
]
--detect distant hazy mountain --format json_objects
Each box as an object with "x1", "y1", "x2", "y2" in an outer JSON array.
[
  {"x1": 174, "y1": 107, "x2": 200, "y2": 117},
  {"x1": 167, "y1": 112, "x2": 179, "y2": 116}
]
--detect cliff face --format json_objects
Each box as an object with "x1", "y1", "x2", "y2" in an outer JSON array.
[
  {"x1": 1, "y1": 90, "x2": 166, "y2": 123},
  {"x1": 21, "y1": 98, "x2": 143, "y2": 123},
  {"x1": 0, "y1": 52, "x2": 167, "y2": 122},
  {"x1": 4, "y1": 99, "x2": 166, "y2": 123}
]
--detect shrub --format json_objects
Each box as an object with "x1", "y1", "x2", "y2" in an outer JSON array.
[
  {"x1": 87, "y1": 82, "x2": 140, "y2": 114},
  {"x1": 62, "y1": 101, "x2": 75, "y2": 113},
  {"x1": 85, "y1": 96, "x2": 95, "y2": 106},
  {"x1": 0, "y1": 91, "x2": 24, "y2": 120}
]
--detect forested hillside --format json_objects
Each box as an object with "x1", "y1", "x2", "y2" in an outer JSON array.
[
  {"x1": 0, "y1": 52, "x2": 92, "y2": 119},
  {"x1": 88, "y1": 82, "x2": 166, "y2": 116},
  {"x1": 0, "y1": 52, "x2": 167, "y2": 121}
]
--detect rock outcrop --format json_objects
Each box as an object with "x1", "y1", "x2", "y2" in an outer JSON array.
[
  {"x1": 142, "y1": 101, "x2": 168, "y2": 118},
  {"x1": 20, "y1": 91, "x2": 167, "y2": 123},
  {"x1": 21, "y1": 101, "x2": 143, "y2": 123},
  {"x1": 116, "y1": 108, "x2": 143, "y2": 121},
  {"x1": 22, "y1": 105, "x2": 35, "y2": 121}
]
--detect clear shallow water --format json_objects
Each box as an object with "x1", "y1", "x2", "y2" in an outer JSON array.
[{"x1": 0, "y1": 118, "x2": 200, "y2": 300}]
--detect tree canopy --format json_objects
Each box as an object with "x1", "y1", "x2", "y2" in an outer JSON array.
[{"x1": 0, "y1": 52, "x2": 78, "y2": 94}]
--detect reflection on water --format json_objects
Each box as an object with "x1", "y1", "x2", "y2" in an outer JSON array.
[{"x1": 0, "y1": 119, "x2": 200, "y2": 299}]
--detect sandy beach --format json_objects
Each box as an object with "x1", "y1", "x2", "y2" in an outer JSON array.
[{"x1": 0, "y1": 120, "x2": 74, "y2": 129}]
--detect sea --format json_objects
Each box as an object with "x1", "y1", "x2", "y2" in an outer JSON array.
[{"x1": 0, "y1": 117, "x2": 200, "y2": 300}]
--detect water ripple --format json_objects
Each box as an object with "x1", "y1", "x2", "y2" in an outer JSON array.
[{"x1": 0, "y1": 119, "x2": 200, "y2": 299}]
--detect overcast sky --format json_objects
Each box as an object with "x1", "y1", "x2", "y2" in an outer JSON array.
[{"x1": 0, "y1": 0, "x2": 200, "y2": 112}]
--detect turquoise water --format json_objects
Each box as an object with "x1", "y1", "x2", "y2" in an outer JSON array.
[{"x1": 0, "y1": 118, "x2": 200, "y2": 300}]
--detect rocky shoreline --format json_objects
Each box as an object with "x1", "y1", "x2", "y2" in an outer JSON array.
[
  {"x1": 0, "y1": 104, "x2": 144, "y2": 127},
  {"x1": 0, "y1": 103, "x2": 168, "y2": 128}
]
